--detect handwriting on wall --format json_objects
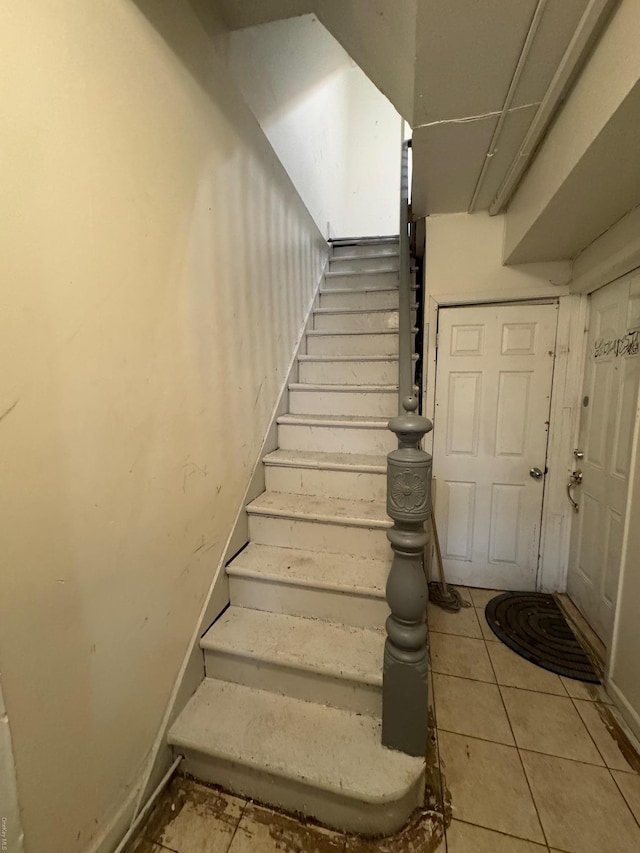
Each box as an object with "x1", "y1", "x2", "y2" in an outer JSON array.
[{"x1": 594, "y1": 330, "x2": 640, "y2": 359}]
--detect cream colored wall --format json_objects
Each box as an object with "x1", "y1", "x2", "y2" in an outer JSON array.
[
  {"x1": 423, "y1": 211, "x2": 578, "y2": 594},
  {"x1": 0, "y1": 2, "x2": 326, "y2": 852},
  {"x1": 608, "y1": 331, "x2": 640, "y2": 741},
  {"x1": 425, "y1": 212, "x2": 571, "y2": 303},
  {"x1": 228, "y1": 15, "x2": 401, "y2": 239}
]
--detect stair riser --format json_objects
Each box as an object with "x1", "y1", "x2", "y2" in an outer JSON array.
[
  {"x1": 265, "y1": 465, "x2": 386, "y2": 502},
  {"x1": 332, "y1": 244, "x2": 398, "y2": 258},
  {"x1": 277, "y1": 424, "x2": 396, "y2": 455},
  {"x1": 299, "y1": 359, "x2": 399, "y2": 385},
  {"x1": 320, "y1": 290, "x2": 398, "y2": 310},
  {"x1": 289, "y1": 390, "x2": 397, "y2": 418},
  {"x1": 307, "y1": 333, "x2": 398, "y2": 357},
  {"x1": 204, "y1": 651, "x2": 382, "y2": 716},
  {"x1": 324, "y1": 271, "x2": 399, "y2": 291},
  {"x1": 329, "y1": 257, "x2": 398, "y2": 273},
  {"x1": 229, "y1": 576, "x2": 389, "y2": 629},
  {"x1": 314, "y1": 311, "x2": 399, "y2": 333},
  {"x1": 248, "y1": 516, "x2": 390, "y2": 560},
  {"x1": 175, "y1": 749, "x2": 423, "y2": 835}
]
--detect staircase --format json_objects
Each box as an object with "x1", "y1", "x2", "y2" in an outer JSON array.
[{"x1": 167, "y1": 237, "x2": 425, "y2": 836}]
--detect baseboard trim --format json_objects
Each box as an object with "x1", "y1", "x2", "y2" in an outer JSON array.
[
  {"x1": 116, "y1": 249, "x2": 330, "y2": 845},
  {"x1": 606, "y1": 678, "x2": 640, "y2": 747}
]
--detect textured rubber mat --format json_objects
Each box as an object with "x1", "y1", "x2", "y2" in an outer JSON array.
[{"x1": 485, "y1": 592, "x2": 600, "y2": 683}]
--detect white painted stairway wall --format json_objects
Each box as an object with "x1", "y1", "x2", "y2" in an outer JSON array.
[{"x1": 168, "y1": 239, "x2": 425, "y2": 835}]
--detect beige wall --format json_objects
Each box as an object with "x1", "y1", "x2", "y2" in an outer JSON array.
[
  {"x1": 0, "y1": 2, "x2": 326, "y2": 852},
  {"x1": 228, "y1": 15, "x2": 401, "y2": 239},
  {"x1": 608, "y1": 363, "x2": 640, "y2": 741},
  {"x1": 425, "y1": 212, "x2": 571, "y2": 303}
]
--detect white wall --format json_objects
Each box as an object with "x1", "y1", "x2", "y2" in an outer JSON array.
[
  {"x1": 228, "y1": 15, "x2": 401, "y2": 238},
  {"x1": 425, "y1": 212, "x2": 572, "y2": 303},
  {"x1": 423, "y1": 212, "x2": 580, "y2": 594},
  {"x1": 0, "y1": 2, "x2": 326, "y2": 852}
]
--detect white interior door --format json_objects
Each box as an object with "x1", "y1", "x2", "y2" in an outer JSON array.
[
  {"x1": 433, "y1": 303, "x2": 558, "y2": 590},
  {"x1": 568, "y1": 273, "x2": 640, "y2": 645}
]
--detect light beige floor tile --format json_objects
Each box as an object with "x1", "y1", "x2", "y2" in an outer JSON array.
[
  {"x1": 501, "y1": 687, "x2": 603, "y2": 765},
  {"x1": 229, "y1": 804, "x2": 345, "y2": 853},
  {"x1": 560, "y1": 676, "x2": 612, "y2": 703},
  {"x1": 429, "y1": 633, "x2": 495, "y2": 683},
  {"x1": 438, "y1": 730, "x2": 544, "y2": 843},
  {"x1": 613, "y1": 770, "x2": 640, "y2": 824},
  {"x1": 468, "y1": 588, "x2": 504, "y2": 609},
  {"x1": 428, "y1": 602, "x2": 483, "y2": 639},
  {"x1": 475, "y1": 608, "x2": 499, "y2": 642},
  {"x1": 573, "y1": 700, "x2": 639, "y2": 772},
  {"x1": 155, "y1": 786, "x2": 245, "y2": 853},
  {"x1": 521, "y1": 750, "x2": 640, "y2": 852},
  {"x1": 446, "y1": 820, "x2": 547, "y2": 852},
  {"x1": 433, "y1": 673, "x2": 514, "y2": 745},
  {"x1": 487, "y1": 643, "x2": 567, "y2": 695}
]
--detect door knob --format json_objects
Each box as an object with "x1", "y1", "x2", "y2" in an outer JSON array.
[
  {"x1": 574, "y1": 448, "x2": 584, "y2": 459},
  {"x1": 529, "y1": 467, "x2": 544, "y2": 480},
  {"x1": 567, "y1": 470, "x2": 582, "y2": 512}
]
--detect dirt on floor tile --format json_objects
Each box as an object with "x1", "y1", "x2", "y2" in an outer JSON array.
[
  {"x1": 424, "y1": 706, "x2": 445, "y2": 813},
  {"x1": 139, "y1": 775, "x2": 242, "y2": 846},
  {"x1": 593, "y1": 702, "x2": 640, "y2": 772},
  {"x1": 234, "y1": 802, "x2": 345, "y2": 853},
  {"x1": 344, "y1": 809, "x2": 445, "y2": 853}
]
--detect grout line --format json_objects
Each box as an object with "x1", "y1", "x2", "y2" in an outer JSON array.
[
  {"x1": 223, "y1": 798, "x2": 249, "y2": 853},
  {"x1": 484, "y1": 633, "x2": 551, "y2": 849},
  {"x1": 565, "y1": 694, "x2": 640, "y2": 830},
  {"x1": 450, "y1": 817, "x2": 550, "y2": 849},
  {"x1": 428, "y1": 627, "x2": 484, "y2": 641},
  {"x1": 609, "y1": 772, "x2": 640, "y2": 833},
  {"x1": 427, "y1": 655, "x2": 575, "y2": 698},
  {"x1": 566, "y1": 693, "x2": 614, "y2": 769}
]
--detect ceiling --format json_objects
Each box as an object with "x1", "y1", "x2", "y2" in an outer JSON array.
[
  {"x1": 216, "y1": 0, "x2": 613, "y2": 218},
  {"x1": 411, "y1": 0, "x2": 594, "y2": 217}
]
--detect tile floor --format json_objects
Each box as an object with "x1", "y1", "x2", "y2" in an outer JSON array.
[{"x1": 131, "y1": 587, "x2": 640, "y2": 852}]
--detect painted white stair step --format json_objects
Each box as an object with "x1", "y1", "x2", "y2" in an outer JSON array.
[
  {"x1": 306, "y1": 329, "x2": 403, "y2": 357},
  {"x1": 324, "y1": 269, "x2": 399, "y2": 291},
  {"x1": 277, "y1": 413, "x2": 396, "y2": 454},
  {"x1": 227, "y1": 543, "x2": 389, "y2": 628},
  {"x1": 329, "y1": 256, "x2": 399, "y2": 273},
  {"x1": 247, "y1": 491, "x2": 390, "y2": 559},
  {"x1": 331, "y1": 241, "x2": 399, "y2": 258},
  {"x1": 167, "y1": 679, "x2": 424, "y2": 835},
  {"x1": 322, "y1": 280, "x2": 399, "y2": 295},
  {"x1": 288, "y1": 383, "x2": 397, "y2": 418},
  {"x1": 314, "y1": 307, "x2": 399, "y2": 333},
  {"x1": 264, "y1": 448, "x2": 386, "y2": 500},
  {"x1": 201, "y1": 607, "x2": 384, "y2": 715},
  {"x1": 320, "y1": 288, "x2": 399, "y2": 310},
  {"x1": 298, "y1": 355, "x2": 400, "y2": 386}
]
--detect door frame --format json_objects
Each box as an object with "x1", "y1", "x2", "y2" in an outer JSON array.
[{"x1": 423, "y1": 291, "x2": 588, "y2": 593}]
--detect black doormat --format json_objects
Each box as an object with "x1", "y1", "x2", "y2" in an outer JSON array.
[{"x1": 485, "y1": 592, "x2": 600, "y2": 683}]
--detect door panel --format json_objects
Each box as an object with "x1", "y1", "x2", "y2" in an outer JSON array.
[
  {"x1": 433, "y1": 303, "x2": 558, "y2": 590},
  {"x1": 568, "y1": 273, "x2": 640, "y2": 645}
]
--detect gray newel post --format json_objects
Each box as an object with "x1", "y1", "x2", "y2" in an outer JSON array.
[{"x1": 383, "y1": 394, "x2": 433, "y2": 757}]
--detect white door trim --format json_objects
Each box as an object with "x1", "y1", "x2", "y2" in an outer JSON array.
[{"x1": 423, "y1": 292, "x2": 587, "y2": 593}]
